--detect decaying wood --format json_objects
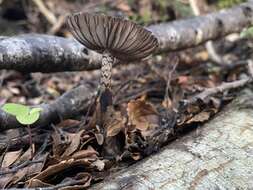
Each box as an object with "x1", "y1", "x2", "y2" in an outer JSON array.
[
  {"x1": 89, "y1": 89, "x2": 253, "y2": 190},
  {"x1": 1, "y1": 1, "x2": 253, "y2": 72},
  {"x1": 0, "y1": 85, "x2": 94, "y2": 132}
]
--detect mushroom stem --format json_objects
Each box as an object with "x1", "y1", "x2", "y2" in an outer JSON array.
[
  {"x1": 101, "y1": 50, "x2": 114, "y2": 90},
  {"x1": 99, "y1": 50, "x2": 114, "y2": 113}
]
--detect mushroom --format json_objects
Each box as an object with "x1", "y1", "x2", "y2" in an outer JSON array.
[{"x1": 67, "y1": 12, "x2": 158, "y2": 111}]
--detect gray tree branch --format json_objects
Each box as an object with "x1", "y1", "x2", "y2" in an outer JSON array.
[{"x1": 0, "y1": 1, "x2": 253, "y2": 72}]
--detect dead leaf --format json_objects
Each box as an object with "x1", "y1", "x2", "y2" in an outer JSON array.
[
  {"x1": 14, "y1": 147, "x2": 32, "y2": 166},
  {"x1": 72, "y1": 147, "x2": 98, "y2": 160},
  {"x1": 186, "y1": 111, "x2": 211, "y2": 124},
  {"x1": 57, "y1": 119, "x2": 81, "y2": 128},
  {"x1": 131, "y1": 152, "x2": 141, "y2": 161},
  {"x1": 90, "y1": 160, "x2": 105, "y2": 171},
  {"x1": 3, "y1": 167, "x2": 27, "y2": 188},
  {"x1": 195, "y1": 50, "x2": 209, "y2": 61},
  {"x1": 127, "y1": 99, "x2": 160, "y2": 131},
  {"x1": 27, "y1": 179, "x2": 52, "y2": 188},
  {"x1": 27, "y1": 153, "x2": 48, "y2": 176},
  {"x1": 59, "y1": 172, "x2": 92, "y2": 190},
  {"x1": 2, "y1": 150, "x2": 22, "y2": 168},
  {"x1": 178, "y1": 76, "x2": 193, "y2": 86},
  {"x1": 62, "y1": 130, "x2": 85, "y2": 157},
  {"x1": 94, "y1": 133, "x2": 104, "y2": 145},
  {"x1": 116, "y1": 1, "x2": 131, "y2": 12},
  {"x1": 52, "y1": 129, "x2": 68, "y2": 157},
  {"x1": 105, "y1": 108, "x2": 126, "y2": 137},
  {"x1": 29, "y1": 159, "x2": 91, "y2": 187}
]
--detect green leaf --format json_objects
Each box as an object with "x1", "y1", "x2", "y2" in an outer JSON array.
[
  {"x1": 16, "y1": 111, "x2": 40, "y2": 125},
  {"x1": 2, "y1": 103, "x2": 29, "y2": 116},
  {"x1": 30, "y1": 107, "x2": 43, "y2": 114}
]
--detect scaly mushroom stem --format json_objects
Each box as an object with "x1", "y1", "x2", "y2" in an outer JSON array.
[
  {"x1": 100, "y1": 50, "x2": 114, "y2": 113},
  {"x1": 101, "y1": 50, "x2": 114, "y2": 90}
]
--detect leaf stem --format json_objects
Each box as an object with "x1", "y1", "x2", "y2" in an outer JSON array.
[{"x1": 27, "y1": 124, "x2": 34, "y2": 159}]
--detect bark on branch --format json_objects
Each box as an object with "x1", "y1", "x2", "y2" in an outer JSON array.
[
  {"x1": 0, "y1": 34, "x2": 102, "y2": 73},
  {"x1": 1, "y1": 1, "x2": 253, "y2": 73}
]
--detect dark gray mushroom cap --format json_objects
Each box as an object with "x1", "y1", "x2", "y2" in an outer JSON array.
[{"x1": 67, "y1": 12, "x2": 158, "y2": 61}]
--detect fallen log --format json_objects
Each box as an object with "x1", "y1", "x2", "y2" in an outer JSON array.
[
  {"x1": 0, "y1": 1, "x2": 253, "y2": 72},
  {"x1": 89, "y1": 89, "x2": 253, "y2": 190}
]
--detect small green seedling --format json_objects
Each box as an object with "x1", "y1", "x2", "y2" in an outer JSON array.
[
  {"x1": 2, "y1": 103, "x2": 43, "y2": 158},
  {"x1": 2, "y1": 103, "x2": 42, "y2": 125}
]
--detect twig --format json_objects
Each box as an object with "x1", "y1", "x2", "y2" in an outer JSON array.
[
  {"x1": 32, "y1": 0, "x2": 57, "y2": 25},
  {"x1": 189, "y1": 0, "x2": 225, "y2": 65},
  {"x1": 188, "y1": 78, "x2": 251, "y2": 104},
  {"x1": 247, "y1": 60, "x2": 253, "y2": 78},
  {"x1": 0, "y1": 133, "x2": 49, "y2": 151},
  {"x1": 8, "y1": 179, "x2": 86, "y2": 190},
  {"x1": 205, "y1": 41, "x2": 224, "y2": 65},
  {"x1": 48, "y1": 14, "x2": 67, "y2": 35},
  {"x1": 164, "y1": 60, "x2": 179, "y2": 108},
  {"x1": 0, "y1": 159, "x2": 44, "y2": 176},
  {"x1": 189, "y1": 0, "x2": 201, "y2": 15}
]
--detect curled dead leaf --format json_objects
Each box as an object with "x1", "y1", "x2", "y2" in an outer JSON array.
[
  {"x1": 72, "y1": 146, "x2": 98, "y2": 160},
  {"x1": 105, "y1": 109, "x2": 126, "y2": 137},
  {"x1": 29, "y1": 159, "x2": 92, "y2": 187},
  {"x1": 127, "y1": 99, "x2": 160, "y2": 131},
  {"x1": 62, "y1": 130, "x2": 85, "y2": 157}
]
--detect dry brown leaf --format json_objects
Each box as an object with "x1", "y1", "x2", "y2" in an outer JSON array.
[
  {"x1": 52, "y1": 129, "x2": 68, "y2": 157},
  {"x1": 59, "y1": 172, "x2": 92, "y2": 190},
  {"x1": 29, "y1": 159, "x2": 91, "y2": 186},
  {"x1": 2, "y1": 149, "x2": 22, "y2": 168},
  {"x1": 194, "y1": 50, "x2": 209, "y2": 61},
  {"x1": 127, "y1": 99, "x2": 160, "y2": 131},
  {"x1": 3, "y1": 167, "x2": 28, "y2": 188},
  {"x1": 26, "y1": 153, "x2": 48, "y2": 176},
  {"x1": 27, "y1": 179, "x2": 52, "y2": 188},
  {"x1": 13, "y1": 147, "x2": 32, "y2": 166},
  {"x1": 116, "y1": 1, "x2": 131, "y2": 12},
  {"x1": 131, "y1": 152, "x2": 141, "y2": 161},
  {"x1": 0, "y1": 174, "x2": 12, "y2": 189},
  {"x1": 162, "y1": 97, "x2": 173, "y2": 109},
  {"x1": 62, "y1": 130, "x2": 85, "y2": 157},
  {"x1": 94, "y1": 133, "x2": 104, "y2": 145},
  {"x1": 57, "y1": 119, "x2": 81, "y2": 128},
  {"x1": 105, "y1": 107, "x2": 126, "y2": 137},
  {"x1": 186, "y1": 111, "x2": 211, "y2": 124},
  {"x1": 72, "y1": 147, "x2": 98, "y2": 160}
]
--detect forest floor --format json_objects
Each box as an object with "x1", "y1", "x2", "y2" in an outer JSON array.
[{"x1": 0, "y1": 0, "x2": 252, "y2": 189}]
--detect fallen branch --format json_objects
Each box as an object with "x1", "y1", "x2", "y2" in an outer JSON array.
[
  {"x1": 0, "y1": 1, "x2": 253, "y2": 72},
  {"x1": 0, "y1": 85, "x2": 95, "y2": 132},
  {"x1": 0, "y1": 34, "x2": 102, "y2": 73},
  {"x1": 188, "y1": 77, "x2": 252, "y2": 104}
]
